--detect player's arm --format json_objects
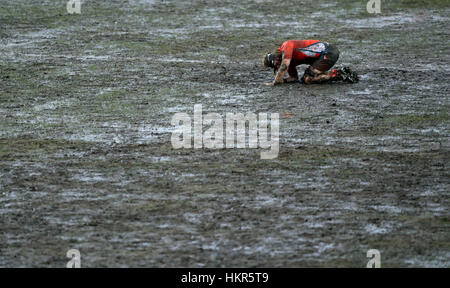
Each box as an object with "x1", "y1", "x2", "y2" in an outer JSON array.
[
  {"x1": 264, "y1": 58, "x2": 291, "y2": 86},
  {"x1": 273, "y1": 58, "x2": 291, "y2": 85}
]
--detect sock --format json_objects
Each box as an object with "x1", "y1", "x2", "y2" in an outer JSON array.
[{"x1": 330, "y1": 69, "x2": 338, "y2": 78}]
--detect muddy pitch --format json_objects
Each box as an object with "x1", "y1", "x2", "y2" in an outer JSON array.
[{"x1": 0, "y1": 0, "x2": 449, "y2": 267}]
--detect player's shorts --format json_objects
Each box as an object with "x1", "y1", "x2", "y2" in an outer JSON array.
[{"x1": 311, "y1": 44, "x2": 339, "y2": 72}]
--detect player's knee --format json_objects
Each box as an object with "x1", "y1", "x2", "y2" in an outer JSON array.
[
  {"x1": 311, "y1": 67, "x2": 324, "y2": 75},
  {"x1": 303, "y1": 76, "x2": 312, "y2": 84}
]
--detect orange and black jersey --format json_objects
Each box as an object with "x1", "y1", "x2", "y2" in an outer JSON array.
[
  {"x1": 278, "y1": 40, "x2": 330, "y2": 78},
  {"x1": 279, "y1": 40, "x2": 329, "y2": 63}
]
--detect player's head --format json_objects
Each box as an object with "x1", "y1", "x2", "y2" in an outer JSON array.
[
  {"x1": 263, "y1": 53, "x2": 276, "y2": 68},
  {"x1": 263, "y1": 49, "x2": 282, "y2": 73}
]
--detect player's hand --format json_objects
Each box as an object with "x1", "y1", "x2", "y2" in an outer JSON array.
[{"x1": 264, "y1": 82, "x2": 274, "y2": 87}]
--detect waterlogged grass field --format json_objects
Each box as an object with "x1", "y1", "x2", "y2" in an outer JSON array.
[{"x1": 0, "y1": 0, "x2": 449, "y2": 267}]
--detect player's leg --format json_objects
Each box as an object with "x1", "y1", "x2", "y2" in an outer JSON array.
[
  {"x1": 302, "y1": 44, "x2": 340, "y2": 84},
  {"x1": 302, "y1": 67, "x2": 337, "y2": 84}
]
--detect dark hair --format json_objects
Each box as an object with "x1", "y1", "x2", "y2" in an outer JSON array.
[{"x1": 263, "y1": 49, "x2": 282, "y2": 73}]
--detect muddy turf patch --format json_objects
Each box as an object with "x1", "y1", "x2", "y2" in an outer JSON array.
[{"x1": 0, "y1": 0, "x2": 449, "y2": 267}]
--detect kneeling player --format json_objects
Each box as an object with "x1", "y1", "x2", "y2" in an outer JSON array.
[{"x1": 263, "y1": 40, "x2": 358, "y2": 85}]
